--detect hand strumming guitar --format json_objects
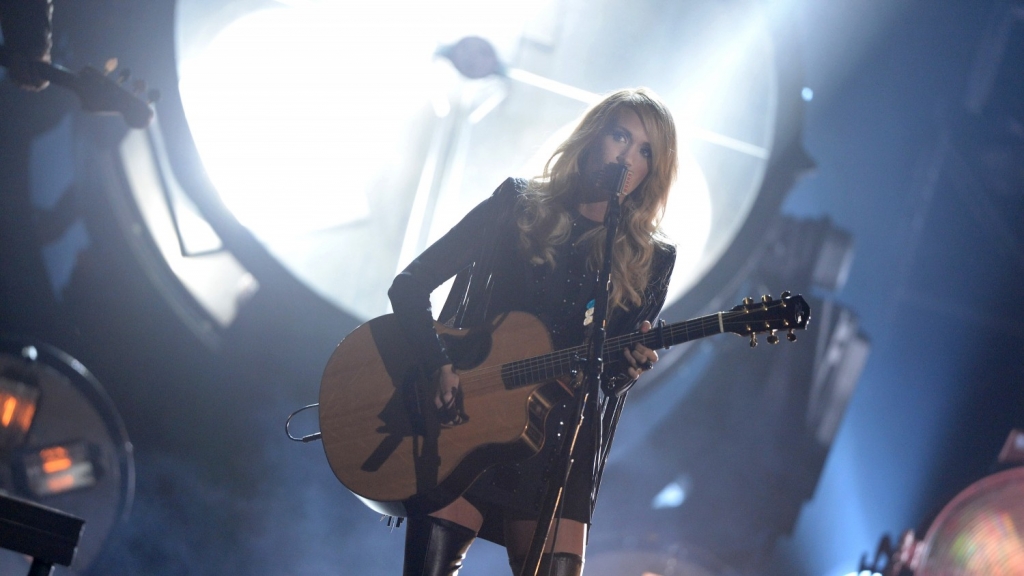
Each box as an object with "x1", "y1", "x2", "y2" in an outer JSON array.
[{"x1": 436, "y1": 364, "x2": 467, "y2": 426}]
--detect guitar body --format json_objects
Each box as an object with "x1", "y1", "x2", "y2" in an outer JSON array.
[{"x1": 319, "y1": 311, "x2": 570, "y2": 517}]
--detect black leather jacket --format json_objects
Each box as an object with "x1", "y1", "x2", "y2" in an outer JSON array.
[{"x1": 388, "y1": 177, "x2": 675, "y2": 380}]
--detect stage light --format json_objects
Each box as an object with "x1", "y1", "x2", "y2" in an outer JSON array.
[
  {"x1": 857, "y1": 432, "x2": 1024, "y2": 576},
  {"x1": 0, "y1": 376, "x2": 39, "y2": 451},
  {"x1": 915, "y1": 466, "x2": 1024, "y2": 576},
  {"x1": 651, "y1": 481, "x2": 687, "y2": 510},
  {"x1": 998, "y1": 428, "x2": 1024, "y2": 464},
  {"x1": 651, "y1": 474, "x2": 693, "y2": 510},
  {"x1": 0, "y1": 339, "x2": 134, "y2": 573},
  {"x1": 20, "y1": 442, "x2": 99, "y2": 498},
  {"x1": 168, "y1": 0, "x2": 783, "y2": 321},
  {"x1": 176, "y1": 0, "x2": 553, "y2": 239}
]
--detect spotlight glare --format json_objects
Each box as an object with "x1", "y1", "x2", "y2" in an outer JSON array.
[
  {"x1": 651, "y1": 481, "x2": 687, "y2": 509},
  {"x1": 179, "y1": 0, "x2": 555, "y2": 239}
]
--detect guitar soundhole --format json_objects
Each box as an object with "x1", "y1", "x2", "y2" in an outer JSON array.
[{"x1": 441, "y1": 330, "x2": 492, "y2": 371}]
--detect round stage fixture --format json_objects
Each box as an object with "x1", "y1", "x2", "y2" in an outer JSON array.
[
  {"x1": 0, "y1": 337, "x2": 134, "y2": 574},
  {"x1": 916, "y1": 466, "x2": 1024, "y2": 576}
]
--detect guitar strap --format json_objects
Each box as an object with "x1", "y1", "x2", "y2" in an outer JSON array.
[{"x1": 438, "y1": 177, "x2": 525, "y2": 329}]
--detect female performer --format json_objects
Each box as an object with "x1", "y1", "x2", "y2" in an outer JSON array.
[{"x1": 389, "y1": 87, "x2": 678, "y2": 576}]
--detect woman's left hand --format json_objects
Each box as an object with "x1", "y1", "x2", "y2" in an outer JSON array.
[{"x1": 623, "y1": 320, "x2": 659, "y2": 379}]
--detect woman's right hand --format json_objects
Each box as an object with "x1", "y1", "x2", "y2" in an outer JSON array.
[
  {"x1": 435, "y1": 364, "x2": 468, "y2": 426},
  {"x1": 435, "y1": 364, "x2": 461, "y2": 409}
]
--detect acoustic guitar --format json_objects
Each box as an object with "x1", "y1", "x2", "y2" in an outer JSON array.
[{"x1": 319, "y1": 292, "x2": 810, "y2": 517}]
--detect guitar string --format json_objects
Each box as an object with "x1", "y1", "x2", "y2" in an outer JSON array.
[
  {"x1": 473, "y1": 303, "x2": 797, "y2": 388},
  {"x1": 458, "y1": 313, "x2": 723, "y2": 394},
  {"x1": 462, "y1": 308, "x2": 758, "y2": 386},
  {"x1": 455, "y1": 307, "x2": 787, "y2": 395}
]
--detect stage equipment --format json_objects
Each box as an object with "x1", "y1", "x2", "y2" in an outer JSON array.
[
  {"x1": 998, "y1": 429, "x2": 1024, "y2": 465},
  {"x1": 0, "y1": 377, "x2": 39, "y2": 452},
  {"x1": 0, "y1": 492, "x2": 84, "y2": 576},
  {"x1": 915, "y1": 465, "x2": 1024, "y2": 575},
  {"x1": 859, "y1": 429, "x2": 1024, "y2": 576},
  {"x1": 168, "y1": 0, "x2": 787, "y2": 321},
  {"x1": 0, "y1": 337, "x2": 134, "y2": 574},
  {"x1": 438, "y1": 36, "x2": 503, "y2": 79},
  {"x1": 20, "y1": 442, "x2": 99, "y2": 498},
  {"x1": 115, "y1": 121, "x2": 257, "y2": 346}
]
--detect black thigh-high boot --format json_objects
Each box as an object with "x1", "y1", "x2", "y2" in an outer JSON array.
[
  {"x1": 508, "y1": 552, "x2": 585, "y2": 576},
  {"x1": 403, "y1": 516, "x2": 477, "y2": 576}
]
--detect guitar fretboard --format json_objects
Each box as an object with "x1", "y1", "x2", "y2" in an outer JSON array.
[{"x1": 500, "y1": 311, "x2": 729, "y2": 388}]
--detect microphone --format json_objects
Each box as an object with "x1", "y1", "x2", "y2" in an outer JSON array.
[{"x1": 582, "y1": 163, "x2": 631, "y2": 203}]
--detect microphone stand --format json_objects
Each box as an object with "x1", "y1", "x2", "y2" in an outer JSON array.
[{"x1": 519, "y1": 164, "x2": 628, "y2": 576}]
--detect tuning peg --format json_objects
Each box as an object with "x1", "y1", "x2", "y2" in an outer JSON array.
[
  {"x1": 787, "y1": 329, "x2": 797, "y2": 342},
  {"x1": 749, "y1": 333, "x2": 757, "y2": 348},
  {"x1": 781, "y1": 291, "x2": 791, "y2": 299},
  {"x1": 743, "y1": 297, "x2": 754, "y2": 306},
  {"x1": 761, "y1": 294, "x2": 772, "y2": 303},
  {"x1": 117, "y1": 68, "x2": 132, "y2": 84},
  {"x1": 767, "y1": 330, "x2": 779, "y2": 345}
]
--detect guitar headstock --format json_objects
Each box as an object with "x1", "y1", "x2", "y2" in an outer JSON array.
[{"x1": 725, "y1": 291, "x2": 811, "y2": 347}]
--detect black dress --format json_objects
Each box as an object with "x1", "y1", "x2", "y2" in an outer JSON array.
[{"x1": 388, "y1": 177, "x2": 675, "y2": 544}]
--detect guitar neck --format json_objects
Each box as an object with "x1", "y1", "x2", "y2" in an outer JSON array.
[
  {"x1": 606, "y1": 312, "x2": 730, "y2": 353},
  {"x1": 499, "y1": 294, "x2": 809, "y2": 388},
  {"x1": 501, "y1": 312, "x2": 727, "y2": 388}
]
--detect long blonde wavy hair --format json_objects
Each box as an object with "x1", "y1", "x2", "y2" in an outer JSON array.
[{"x1": 517, "y1": 87, "x2": 678, "y2": 311}]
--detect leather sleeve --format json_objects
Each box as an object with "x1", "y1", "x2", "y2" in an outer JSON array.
[
  {"x1": 388, "y1": 178, "x2": 519, "y2": 375},
  {"x1": 603, "y1": 243, "x2": 676, "y2": 395}
]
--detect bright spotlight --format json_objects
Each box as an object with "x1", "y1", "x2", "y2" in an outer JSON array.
[
  {"x1": 178, "y1": 0, "x2": 554, "y2": 239},
  {"x1": 651, "y1": 475, "x2": 693, "y2": 510},
  {"x1": 651, "y1": 481, "x2": 687, "y2": 509},
  {"x1": 173, "y1": 0, "x2": 780, "y2": 320}
]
